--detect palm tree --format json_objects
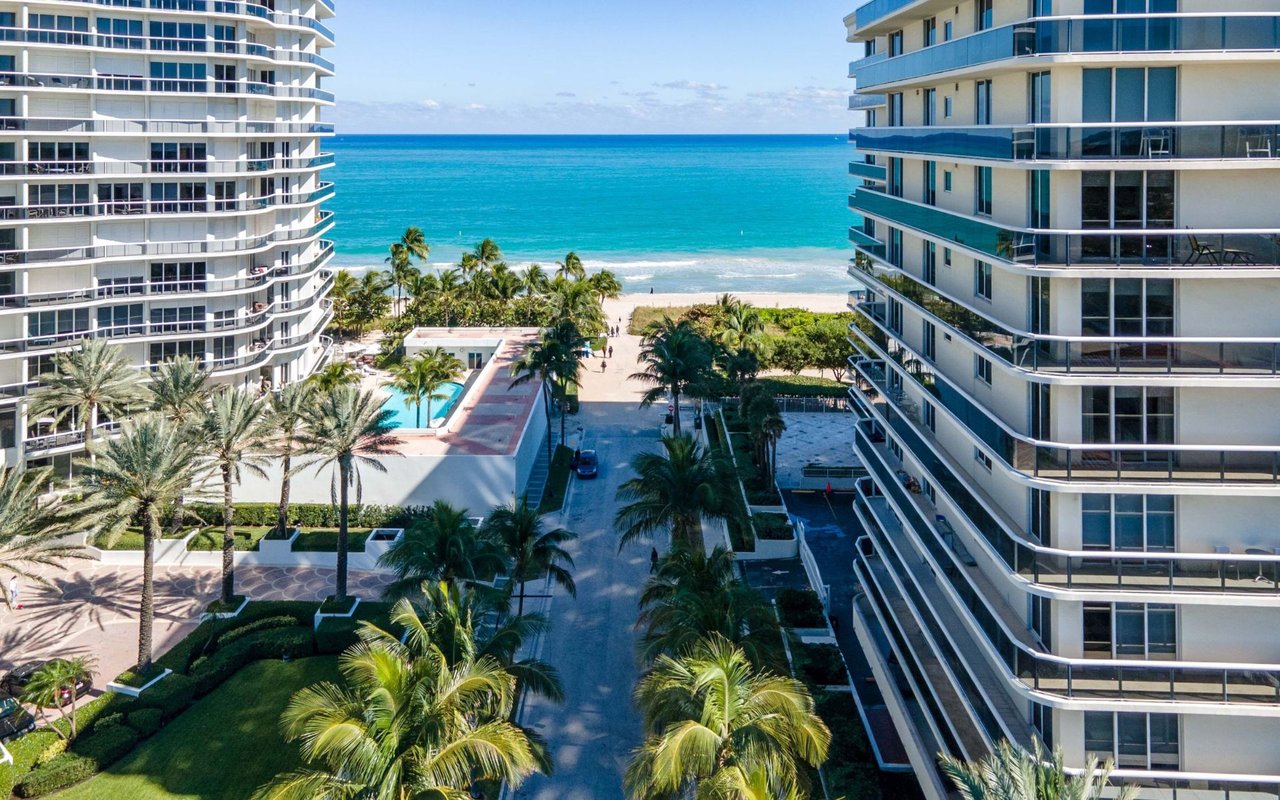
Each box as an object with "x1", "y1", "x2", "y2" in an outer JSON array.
[
  {"x1": 461, "y1": 238, "x2": 503, "y2": 280},
  {"x1": 482, "y1": 499, "x2": 577, "y2": 617},
  {"x1": 614, "y1": 433, "x2": 740, "y2": 552},
  {"x1": 0, "y1": 467, "x2": 82, "y2": 607},
  {"x1": 741, "y1": 382, "x2": 786, "y2": 481},
  {"x1": 328, "y1": 269, "x2": 360, "y2": 336},
  {"x1": 520, "y1": 264, "x2": 549, "y2": 297},
  {"x1": 717, "y1": 299, "x2": 768, "y2": 356},
  {"x1": 547, "y1": 276, "x2": 605, "y2": 335},
  {"x1": 385, "y1": 225, "x2": 430, "y2": 313},
  {"x1": 307, "y1": 361, "x2": 358, "y2": 391},
  {"x1": 485, "y1": 263, "x2": 523, "y2": 303},
  {"x1": 509, "y1": 321, "x2": 586, "y2": 458},
  {"x1": 28, "y1": 338, "x2": 146, "y2": 458},
  {"x1": 637, "y1": 546, "x2": 782, "y2": 669},
  {"x1": 379, "y1": 499, "x2": 508, "y2": 599},
  {"x1": 630, "y1": 317, "x2": 714, "y2": 435},
  {"x1": 296, "y1": 387, "x2": 402, "y2": 604},
  {"x1": 587, "y1": 268, "x2": 622, "y2": 304},
  {"x1": 197, "y1": 389, "x2": 271, "y2": 605},
  {"x1": 148, "y1": 356, "x2": 211, "y2": 424},
  {"x1": 268, "y1": 382, "x2": 315, "y2": 538},
  {"x1": 255, "y1": 620, "x2": 542, "y2": 800},
  {"x1": 626, "y1": 633, "x2": 830, "y2": 800},
  {"x1": 556, "y1": 251, "x2": 586, "y2": 281},
  {"x1": 72, "y1": 415, "x2": 205, "y2": 672},
  {"x1": 434, "y1": 268, "x2": 466, "y2": 326},
  {"x1": 389, "y1": 347, "x2": 464, "y2": 429},
  {"x1": 23, "y1": 656, "x2": 97, "y2": 740},
  {"x1": 939, "y1": 740, "x2": 1139, "y2": 800}
]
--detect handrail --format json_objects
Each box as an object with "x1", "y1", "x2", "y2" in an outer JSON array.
[
  {"x1": 0, "y1": 27, "x2": 334, "y2": 72},
  {"x1": 0, "y1": 118, "x2": 334, "y2": 135},
  {"x1": 0, "y1": 71, "x2": 334, "y2": 103},
  {"x1": 5, "y1": 153, "x2": 333, "y2": 177}
]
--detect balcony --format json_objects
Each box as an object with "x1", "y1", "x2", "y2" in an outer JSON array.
[
  {"x1": 0, "y1": 71, "x2": 334, "y2": 103},
  {"x1": 848, "y1": 160, "x2": 886, "y2": 181},
  {"x1": 853, "y1": 15, "x2": 1280, "y2": 89},
  {"x1": 6, "y1": 153, "x2": 334, "y2": 178},
  {"x1": 12, "y1": 185, "x2": 333, "y2": 223},
  {"x1": 850, "y1": 189, "x2": 1280, "y2": 270},
  {"x1": 853, "y1": 447, "x2": 1280, "y2": 709},
  {"x1": 847, "y1": 366, "x2": 1280, "y2": 598},
  {"x1": 0, "y1": 211, "x2": 333, "y2": 266},
  {"x1": 852, "y1": 266, "x2": 1280, "y2": 378},
  {"x1": 852, "y1": 123, "x2": 1280, "y2": 163},
  {"x1": 849, "y1": 93, "x2": 886, "y2": 111},
  {"x1": 0, "y1": 118, "x2": 334, "y2": 136}
]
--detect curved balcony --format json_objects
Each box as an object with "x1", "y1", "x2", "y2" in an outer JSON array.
[
  {"x1": 851, "y1": 188, "x2": 1280, "y2": 271},
  {"x1": 0, "y1": 27, "x2": 335, "y2": 74},
  {"x1": 849, "y1": 93, "x2": 885, "y2": 111},
  {"x1": 847, "y1": 318, "x2": 1280, "y2": 487},
  {"x1": 0, "y1": 242, "x2": 333, "y2": 313},
  {"x1": 853, "y1": 15, "x2": 1280, "y2": 90},
  {"x1": 8, "y1": 153, "x2": 334, "y2": 179},
  {"x1": 852, "y1": 123, "x2": 1280, "y2": 163},
  {"x1": 0, "y1": 210, "x2": 334, "y2": 267},
  {"x1": 8, "y1": 183, "x2": 333, "y2": 224},
  {"x1": 0, "y1": 118, "x2": 334, "y2": 136},
  {"x1": 853, "y1": 467, "x2": 1280, "y2": 711},
  {"x1": 847, "y1": 358, "x2": 1280, "y2": 599},
  {"x1": 36, "y1": 0, "x2": 335, "y2": 43},
  {"x1": 0, "y1": 72, "x2": 334, "y2": 103},
  {"x1": 848, "y1": 160, "x2": 886, "y2": 181},
  {"x1": 851, "y1": 265, "x2": 1280, "y2": 379}
]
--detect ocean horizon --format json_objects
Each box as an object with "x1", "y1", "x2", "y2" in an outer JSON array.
[{"x1": 327, "y1": 133, "x2": 857, "y2": 295}]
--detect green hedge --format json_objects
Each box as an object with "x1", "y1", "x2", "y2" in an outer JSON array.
[
  {"x1": 753, "y1": 512, "x2": 794, "y2": 541},
  {"x1": 186, "y1": 528, "x2": 272, "y2": 552},
  {"x1": 291, "y1": 529, "x2": 373, "y2": 553},
  {"x1": 190, "y1": 627, "x2": 317, "y2": 697},
  {"x1": 0, "y1": 731, "x2": 62, "y2": 798},
  {"x1": 795, "y1": 643, "x2": 847, "y2": 687},
  {"x1": 16, "y1": 723, "x2": 139, "y2": 798},
  {"x1": 756, "y1": 375, "x2": 848, "y2": 398},
  {"x1": 157, "y1": 601, "x2": 319, "y2": 674},
  {"x1": 186, "y1": 502, "x2": 424, "y2": 530},
  {"x1": 776, "y1": 588, "x2": 826, "y2": 628},
  {"x1": 816, "y1": 692, "x2": 881, "y2": 800},
  {"x1": 131, "y1": 674, "x2": 195, "y2": 722},
  {"x1": 214, "y1": 615, "x2": 300, "y2": 649},
  {"x1": 314, "y1": 601, "x2": 395, "y2": 655},
  {"x1": 124, "y1": 708, "x2": 164, "y2": 738}
]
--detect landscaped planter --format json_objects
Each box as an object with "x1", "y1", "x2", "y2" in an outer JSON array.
[
  {"x1": 257, "y1": 527, "x2": 301, "y2": 560},
  {"x1": 313, "y1": 597, "x2": 361, "y2": 630},
  {"x1": 106, "y1": 668, "x2": 172, "y2": 698},
  {"x1": 359, "y1": 527, "x2": 405, "y2": 566},
  {"x1": 201, "y1": 595, "x2": 250, "y2": 621}
]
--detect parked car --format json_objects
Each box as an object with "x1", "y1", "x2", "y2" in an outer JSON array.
[
  {"x1": 575, "y1": 449, "x2": 599, "y2": 479},
  {"x1": 1, "y1": 660, "x2": 93, "y2": 706},
  {"x1": 0, "y1": 693, "x2": 35, "y2": 742}
]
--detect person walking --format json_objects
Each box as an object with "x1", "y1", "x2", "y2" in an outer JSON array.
[
  {"x1": 7, "y1": 576, "x2": 19, "y2": 610},
  {"x1": 607, "y1": 345, "x2": 614, "y2": 359},
  {"x1": 600, "y1": 360, "x2": 607, "y2": 373},
  {"x1": 649, "y1": 547, "x2": 659, "y2": 573}
]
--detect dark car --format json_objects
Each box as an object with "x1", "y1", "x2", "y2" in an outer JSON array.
[
  {"x1": 575, "y1": 449, "x2": 599, "y2": 479},
  {"x1": 1, "y1": 661, "x2": 93, "y2": 706},
  {"x1": 0, "y1": 693, "x2": 34, "y2": 742}
]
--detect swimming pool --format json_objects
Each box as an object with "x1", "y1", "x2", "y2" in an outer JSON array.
[{"x1": 382, "y1": 382, "x2": 465, "y2": 429}]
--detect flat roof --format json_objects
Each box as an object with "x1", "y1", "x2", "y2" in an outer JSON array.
[{"x1": 389, "y1": 327, "x2": 542, "y2": 458}]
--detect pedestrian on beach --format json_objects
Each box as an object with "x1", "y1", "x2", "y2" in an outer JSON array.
[
  {"x1": 608, "y1": 345, "x2": 614, "y2": 359},
  {"x1": 601, "y1": 360, "x2": 608, "y2": 373},
  {"x1": 7, "y1": 576, "x2": 19, "y2": 610},
  {"x1": 650, "y1": 547, "x2": 659, "y2": 573}
]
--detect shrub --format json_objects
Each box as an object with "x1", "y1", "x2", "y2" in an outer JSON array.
[
  {"x1": 215, "y1": 615, "x2": 298, "y2": 648},
  {"x1": 776, "y1": 588, "x2": 826, "y2": 628},
  {"x1": 133, "y1": 673, "x2": 195, "y2": 721},
  {"x1": 753, "y1": 512, "x2": 794, "y2": 540},
  {"x1": 190, "y1": 627, "x2": 316, "y2": 697},
  {"x1": 125, "y1": 708, "x2": 164, "y2": 737},
  {"x1": 50, "y1": 693, "x2": 126, "y2": 739},
  {"x1": 186, "y1": 503, "x2": 427, "y2": 530},
  {"x1": 16, "y1": 724, "x2": 140, "y2": 797},
  {"x1": 796, "y1": 644, "x2": 847, "y2": 687},
  {"x1": 816, "y1": 692, "x2": 881, "y2": 800},
  {"x1": 314, "y1": 618, "x2": 361, "y2": 655},
  {"x1": 0, "y1": 730, "x2": 63, "y2": 798}
]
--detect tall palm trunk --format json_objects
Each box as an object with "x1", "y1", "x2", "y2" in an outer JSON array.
[
  {"x1": 423, "y1": 391, "x2": 431, "y2": 429},
  {"x1": 671, "y1": 390, "x2": 682, "y2": 434},
  {"x1": 139, "y1": 507, "x2": 156, "y2": 672},
  {"x1": 276, "y1": 444, "x2": 293, "y2": 537},
  {"x1": 541, "y1": 379, "x2": 553, "y2": 460},
  {"x1": 335, "y1": 456, "x2": 351, "y2": 603},
  {"x1": 558, "y1": 378, "x2": 567, "y2": 446},
  {"x1": 220, "y1": 464, "x2": 236, "y2": 604},
  {"x1": 85, "y1": 402, "x2": 97, "y2": 464}
]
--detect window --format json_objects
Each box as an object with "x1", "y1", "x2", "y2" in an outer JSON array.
[
  {"x1": 975, "y1": 355, "x2": 992, "y2": 384},
  {"x1": 212, "y1": 309, "x2": 236, "y2": 330},
  {"x1": 921, "y1": 320, "x2": 936, "y2": 361},
  {"x1": 943, "y1": 96, "x2": 953, "y2": 118},
  {"x1": 98, "y1": 183, "x2": 144, "y2": 215},
  {"x1": 27, "y1": 184, "x2": 89, "y2": 216},
  {"x1": 888, "y1": 228, "x2": 903, "y2": 269},
  {"x1": 96, "y1": 16, "x2": 144, "y2": 49},
  {"x1": 148, "y1": 21, "x2": 207, "y2": 51},
  {"x1": 1082, "y1": 67, "x2": 1177, "y2": 156},
  {"x1": 887, "y1": 157, "x2": 903, "y2": 198},
  {"x1": 975, "y1": 448, "x2": 993, "y2": 471},
  {"x1": 943, "y1": 170, "x2": 952, "y2": 192},
  {"x1": 974, "y1": 261, "x2": 993, "y2": 301},
  {"x1": 1082, "y1": 386, "x2": 1174, "y2": 445},
  {"x1": 27, "y1": 355, "x2": 57, "y2": 379},
  {"x1": 468, "y1": 352, "x2": 485, "y2": 370},
  {"x1": 887, "y1": 30, "x2": 903, "y2": 57},
  {"x1": 975, "y1": 166, "x2": 993, "y2": 215},
  {"x1": 923, "y1": 88, "x2": 936, "y2": 126},
  {"x1": 1031, "y1": 704, "x2": 1054, "y2": 748},
  {"x1": 213, "y1": 24, "x2": 236, "y2": 53},
  {"x1": 149, "y1": 61, "x2": 207, "y2": 93},
  {"x1": 28, "y1": 308, "x2": 89, "y2": 341},
  {"x1": 1084, "y1": 712, "x2": 1179, "y2": 770},
  {"x1": 1029, "y1": 170, "x2": 1050, "y2": 229},
  {"x1": 976, "y1": 0, "x2": 994, "y2": 31},
  {"x1": 1082, "y1": 494, "x2": 1174, "y2": 551},
  {"x1": 923, "y1": 17, "x2": 937, "y2": 46},
  {"x1": 97, "y1": 276, "x2": 144, "y2": 297},
  {"x1": 150, "y1": 261, "x2": 207, "y2": 293},
  {"x1": 1081, "y1": 278, "x2": 1173, "y2": 337},
  {"x1": 150, "y1": 142, "x2": 207, "y2": 173},
  {"x1": 922, "y1": 242, "x2": 937, "y2": 284},
  {"x1": 214, "y1": 180, "x2": 236, "y2": 212},
  {"x1": 1084, "y1": 602, "x2": 1176, "y2": 658},
  {"x1": 975, "y1": 80, "x2": 992, "y2": 125},
  {"x1": 1081, "y1": 171, "x2": 1174, "y2": 260},
  {"x1": 97, "y1": 304, "x2": 143, "y2": 336},
  {"x1": 150, "y1": 306, "x2": 205, "y2": 333},
  {"x1": 922, "y1": 160, "x2": 936, "y2": 205},
  {"x1": 149, "y1": 340, "x2": 202, "y2": 367},
  {"x1": 1029, "y1": 71, "x2": 1051, "y2": 124},
  {"x1": 923, "y1": 402, "x2": 936, "y2": 433},
  {"x1": 28, "y1": 142, "x2": 89, "y2": 168},
  {"x1": 943, "y1": 247, "x2": 952, "y2": 267},
  {"x1": 211, "y1": 336, "x2": 235, "y2": 363},
  {"x1": 150, "y1": 182, "x2": 207, "y2": 213},
  {"x1": 30, "y1": 13, "x2": 89, "y2": 44},
  {"x1": 887, "y1": 93, "x2": 904, "y2": 127},
  {"x1": 943, "y1": 20, "x2": 953, "y2": 41},
  {"x1": 215, "y1": 64, "x2": 237, "y2": 93}
]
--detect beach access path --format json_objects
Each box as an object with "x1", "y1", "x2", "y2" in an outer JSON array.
[{"x1": 514, "y1": 290, "x2": 847, "y2": 798}]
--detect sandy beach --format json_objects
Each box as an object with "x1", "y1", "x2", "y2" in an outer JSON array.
[{"x1": 603, "y1": 290, "x2": 851, "y2": 324}]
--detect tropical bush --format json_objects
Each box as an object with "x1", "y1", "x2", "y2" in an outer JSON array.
[
  {"x1": 16, "y1": 723, "x2": 139, "y2": 798},
  {"x1": 777, "y1": 588, "x2": 826, "y2": 628},
  {"x1": 124, "y1": 708, "x2": 164, "y2": 738},
  {"x1": 186, "y1": 502, "x2": 423, "y2": 530}
]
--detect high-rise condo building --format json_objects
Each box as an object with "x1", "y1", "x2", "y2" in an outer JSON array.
[
  {"x1": 0, "y1": 0, "x2": 335, "y2": 475},
  {"x1": 844, "y1": 2, "x2": 1280, "y2": 797}
]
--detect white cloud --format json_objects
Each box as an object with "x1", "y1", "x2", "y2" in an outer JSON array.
[
  {"x1": 555, "y1": 91, "x2": 577, "y2": 98},
  {"x1": 654, "y1": 79, "x2": 728, "y2": 92}
]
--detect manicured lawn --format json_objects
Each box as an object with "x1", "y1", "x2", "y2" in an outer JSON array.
[
  {"x1": 291, "y1": 528, "x2": 373, "y2": 552},
  {"x1": 536, "y1": 445, "x2": 574, "y2": 514},
  {"x1": 52, "y1": 657, "x2": 340, "y2": 800},
  {"x1": 93, "y1": 528, "x2": 188, "y2": 550},
  {"x1": 186, "y1": 527, "x2": 273, "y2": 552}
]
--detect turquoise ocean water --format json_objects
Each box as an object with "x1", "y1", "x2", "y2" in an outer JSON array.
[{"x1": 326, "y1": 134, "x2": 856, "y2": 295}]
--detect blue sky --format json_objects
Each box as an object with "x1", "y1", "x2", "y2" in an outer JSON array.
[{"x1": 326, "y1": 0, "x2": 855, "y2": 134}]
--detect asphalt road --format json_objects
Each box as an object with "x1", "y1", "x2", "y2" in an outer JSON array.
[{"x1": 513, "y1": 419, "x2": 658, "y2": 800}]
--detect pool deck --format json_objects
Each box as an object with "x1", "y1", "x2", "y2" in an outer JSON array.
[{"x1": 379, "y1": 327, "x2": 544, "y2": 458}]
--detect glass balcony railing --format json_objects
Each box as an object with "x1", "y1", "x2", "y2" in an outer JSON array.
[
  {"x1": 851, "y1": 267, "x2": 1280, "y2": 377},
  {"x1": 849, "y1": 368, "x2": 1280, "y2": 596},
  {"x1": 0, "y1": 118, "x2": 334, "y2": 135},
  {"x1": 848, "y1": 322, "x2": 1280, "y2": 486},
  {"x1": 855, "y1": 458, "x2": 1280, "y2": 708},
  {"x1": 853, "y1": 123, "x2": 1280, "y2": 162},
  {"x1": 849, "y1": 93, "x2": 886, "y2": 111},
  {"x1": 853, "y1": 15, "x2": 1280, "y2": 89},
  {"x1": 852, "y1": 0, "x2": 919, "y2": 31},
  {"x1": 850, "y1": 189, "x2": 1280, "y2": 269},
  {"x1": 848, "y1": 160, "x2": 886, "y2": 181}
]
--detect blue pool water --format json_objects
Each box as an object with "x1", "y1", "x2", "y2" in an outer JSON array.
[{"x1": 382, "y1": 382, "x2": 465, "y2": 429}]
